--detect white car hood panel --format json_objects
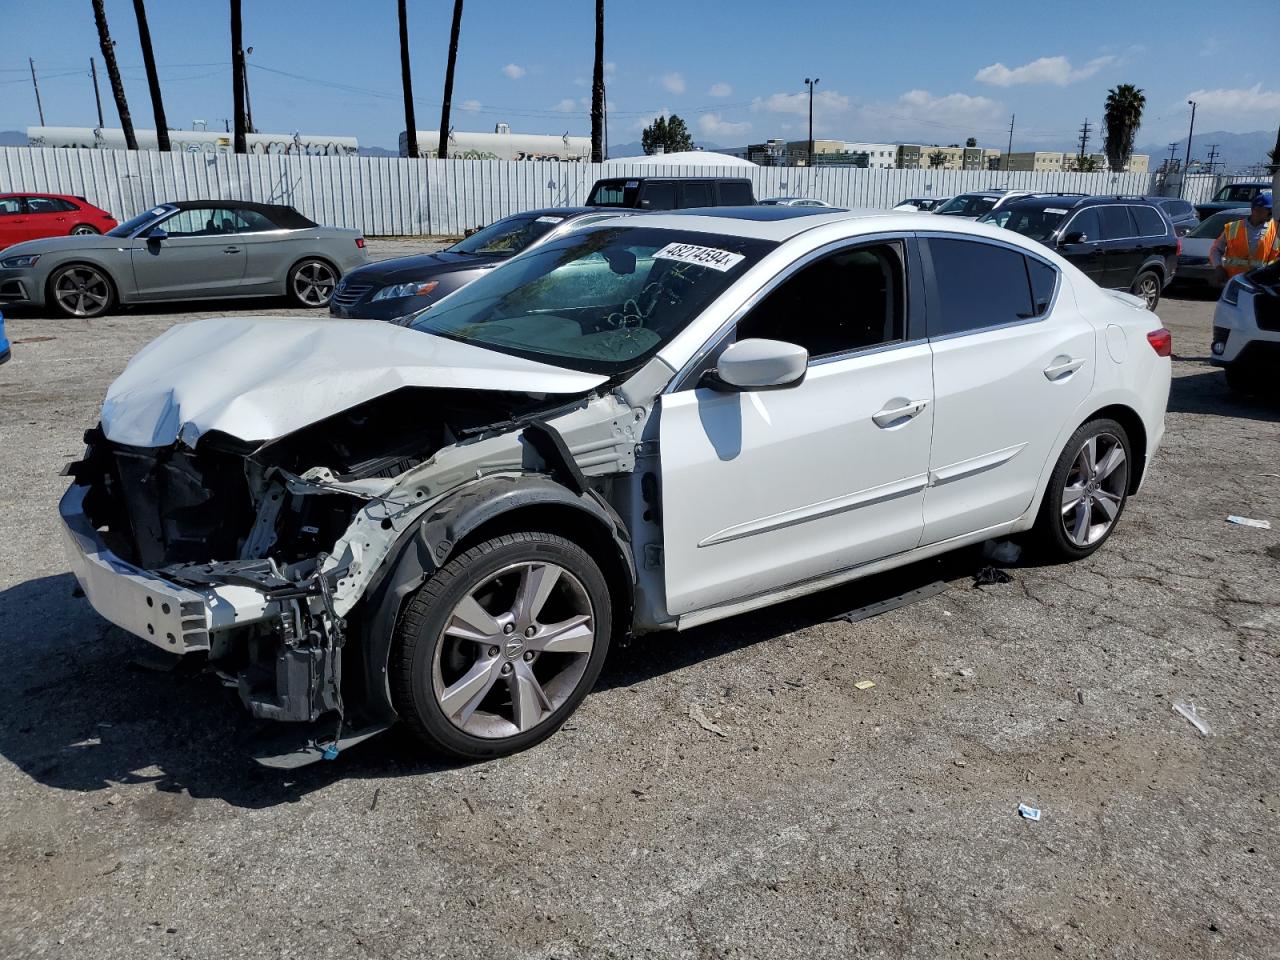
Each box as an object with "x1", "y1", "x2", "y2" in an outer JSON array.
[{"x1": 100, "y1": 316, "x2": 607, "y2": 447}]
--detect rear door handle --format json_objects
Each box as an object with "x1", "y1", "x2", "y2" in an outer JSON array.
[
  {"x1": 872, "y1": 399, "x2": 929, "y2": 428},
  {"x1": 1044, "y1": 355, "x2": 1085, "y2": 381},
  {"x1": 223, "y1": 246, "x2": 241, "y2": 254}
]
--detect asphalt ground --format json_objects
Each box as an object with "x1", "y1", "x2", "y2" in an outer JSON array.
[{"x1": 0, "y1": 258, "x2": 1277, "y2": 959}]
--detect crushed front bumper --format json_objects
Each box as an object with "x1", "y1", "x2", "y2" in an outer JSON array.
[{"x1": 59, "y1": 483, "x2": 280, "y2": 653}]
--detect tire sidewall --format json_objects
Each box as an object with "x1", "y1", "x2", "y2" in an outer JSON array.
[
  {"x1": 1037, "y1": 417, "x2": 1131, "y2": 561},
  {"x1": 1131, "y1": 270, "x2": 1160, "y2": 310},
  {"x1": 288, "y1": 257, "x2": 337, "y2": 307},
  {"x1": 395, "y1": 533, "x2": 612, "y2": 759},
  {"x1": 48, "y1": 264, "x2": 114, "y2": 319}
]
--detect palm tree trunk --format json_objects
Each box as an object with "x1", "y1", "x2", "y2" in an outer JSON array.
[
  {"x1": 91, "y1": 0, "x2": 137, "y2": 149},
  {"x1": 230, "y1": 0, "x2": 247, "y2": 154},
  {"x1": 437, "y1": 0, "x2": 464, "y2": 160},
  {"x1": 132, "y1": 0, "x2": 169, "y2": 151},
  {"x1": 398, "y1": 0, "x2": 418, "y2": 158},
  {"x1": 590, "y1": 0, "x2": 605, "y2": 162}
]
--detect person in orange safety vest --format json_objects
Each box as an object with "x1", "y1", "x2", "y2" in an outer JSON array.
[{"x1": 1211, "y1": 191, "x2": 1278, "y2": 282}]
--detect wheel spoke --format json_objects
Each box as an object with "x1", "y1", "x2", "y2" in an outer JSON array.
[
  {"x1": 1071, "y1": 501, "x2": 1091, "y2": 545},
  {"x1": 514, "y1": 563, "x2": 561, "y2": 625},
  {"x1": 1061, "y1": 481, "x2": 1087, "y2": 516},
  {"x1": 1096, "y1": 443, "x2": 1126, "y2": 481},
  {"x1": 445, "y1": 593, "x2": 504, "y2": 644},
  {"x1": 508, "y1": 661, "x2": 552, "y2": 731},
  {"x1": 439, "y1": 657, "x2": 501, "y2": 722},
  {"x1": 1080, "y1": 437, "x2": 1098, "y2": 475},
  {"x1": 528, "y1": 614, "x2": 593, "y2": 654},
  {"x1": 1095, "y1": 490, "x2": 1121, "y2": 520}
]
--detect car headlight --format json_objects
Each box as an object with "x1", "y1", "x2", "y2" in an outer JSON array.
[
  {"x1": 1220, "y1": 276, "x2": 1248, "y2": 306},
  {"x1": 0, "y1": 254, "x2": 40, "y2": 268},
  {"x1": 371, "y1": 280, "x2": 439, "y2": 302}
]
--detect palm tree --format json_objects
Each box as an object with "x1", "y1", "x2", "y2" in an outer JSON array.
[
  {"x1": 1103, "y1": 84, "x2": 1146, "y2": 173},
  {"x1": 437, "y1": 0, "x2": 464, "y2": 159},
  {"x1": 590, "y1": 0, "x2": 605, "y2": 162},
  {"x1": 90, "y1": 0, "x2": 137, "y2": 149},
  {"x1": 230, "y1": 0, "x2": 247, "y2": 153},
  {"x1": 131, "y1": 0, "x2": 169, "y2": 151},
  {"x1": 397, "y1": 0, "x2": 417, "y2": 158}
]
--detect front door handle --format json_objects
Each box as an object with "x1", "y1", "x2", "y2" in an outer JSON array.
[
  {"x1": 223, "y1": 246, "x2": 241, "y2": 254},
  {"x1": 872, "y1": 398, "x2": 929, "y2": 428},
  {"x1": 1044, "y1": 355, "x2": 1085, "y2": 381}
]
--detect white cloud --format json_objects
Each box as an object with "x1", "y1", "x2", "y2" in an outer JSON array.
[
  {"x1": 553, "y1": 98, "x2": 579, "y2": 113},
  {"x1": 709, "y1": 82, "x2": 732, "y2": 98},
  {"x1": 501, "y1": 63, "x2": 526, "y2": 80},
  {"x1": 605, "y1": 61, "x2": 617, "y2": 76},
  {"x1": 630, "y1": 108, "x2": 669, "y2": 133},
  {"x1": 461, "y1": 99, "x2": 482, "y2": 113},
  {"x1": 975, "y1": 55, "x2": 1114, "y2": 87},
  {"x1": 698, "y1": 113, "x2": 750, "y2": 139},
  {"x1": 1184, "y1": 83, "x2": 1280, "y2": 117},
  {"x1": 660, "y1": 72, "x2": 685, "y2": 94},
  {"x1": 751, "y1": 87, "x2": 1003, "y2": 140}
]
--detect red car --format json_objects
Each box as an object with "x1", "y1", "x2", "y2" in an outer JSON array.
[{"x1": 0, "y1": 192, "x2": 118, "y2": 249}]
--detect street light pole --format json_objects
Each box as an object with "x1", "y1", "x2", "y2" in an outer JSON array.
[
  {"x1": 244, "y1": 46, "x2": 255, "y2": 135},
  {"x1": 804, "y1": 77, "x2": 819, "y2": 167},
  {"x1": 1179, "y1": 99, "x2": 1196, "y2": 198}
]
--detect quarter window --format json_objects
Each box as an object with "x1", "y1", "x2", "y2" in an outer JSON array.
[
  {"x1": 926, "y1": 238, "x2": 1039, "y2": 336},
  {"x1": 736, "y1": 242, "x2": 906, "y2": 359},
  {"x1": 718, "y1": 181, "x2": 754, "y2": 205},
  {"x1": 1130, "y1": 205, "x2": 1166, "y2": 237}
]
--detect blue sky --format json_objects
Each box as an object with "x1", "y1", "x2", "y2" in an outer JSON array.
[{"x1": 2, "y1": 0, "x2": 1277, "y2": 153}]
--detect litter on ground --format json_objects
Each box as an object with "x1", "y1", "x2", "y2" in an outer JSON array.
[
  {"x1": 1226, "y1": 516, "x2": 1271, "y2": 530},
  {"x1": 1172, "y1": 700, "x2": 1212, "y2": 736},
  {"x1": 1017, "y1": 803, "x2": 1042, "y2": 822}
]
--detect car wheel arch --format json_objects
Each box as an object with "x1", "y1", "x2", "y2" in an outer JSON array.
[
  {"x1": 44, "y1": 260, "x2": 121, "y2": 307},
  {"x1": 353, "y1": 474, "x2": 636, "y2": 724}
]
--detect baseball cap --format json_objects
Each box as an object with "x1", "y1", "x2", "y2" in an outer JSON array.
[{"x1": 1253, "y1": 191, "x2": 1273, "y2": 209}]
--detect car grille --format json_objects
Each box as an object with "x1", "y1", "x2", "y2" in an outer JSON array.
[
  {"x1": 1255, "y1": 289, "x2": 1280, "y2": 332},
  {"x1": 330, "y1": 282, "x2": 373, "y2": 307}
]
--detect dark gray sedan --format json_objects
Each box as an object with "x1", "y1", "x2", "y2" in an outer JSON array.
[{"x1": 0, "y1": 200, "x2": 369, "y2": 318}]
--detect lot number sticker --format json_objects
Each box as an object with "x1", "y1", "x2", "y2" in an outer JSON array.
[{"x1": 653, "y1": 242, "x2": 745, "y2": 272}]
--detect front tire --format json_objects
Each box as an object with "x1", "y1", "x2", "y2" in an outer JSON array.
[
  {"x1": 48, "y1": 263, "x2": 115, "y2": 318},
  {"x1": 287, "y1": 258, "x2": 338, "y2": 307},
  {"x1": 390, "y1": 532, "x2": 613, "y2": 760},
  {"x1": 1031, "y1": 418, "x2": 1131, "y2": 562},
  {"x1": 1130, "y1": 269, "x2": 1161, "y2": 310}
]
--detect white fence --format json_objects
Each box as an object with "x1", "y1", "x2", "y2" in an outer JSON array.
[{"x1": 0, "y1": 146, "x2": 1247, "y2": 236}]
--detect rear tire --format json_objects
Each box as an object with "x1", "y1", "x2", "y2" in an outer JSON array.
[
  {"x1": 287, "y1": 257, "x2": 338, "y2": 307},
  {"x1": 1130, "y1": 269, "x2": 1161, "y2": 310},
  {"x1": 70, "y1": 224, "x2": 100, "y2": 236},
  {"x1": 1030, "y1": 418, "x2": 1131, "y2": 562},
  {"x1": 390, "y1": 532, "x2": 612, "y2": 760}
]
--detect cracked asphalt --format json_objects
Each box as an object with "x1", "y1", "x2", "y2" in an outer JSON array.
[{"x1": 1, "y1": 260, "x2": 1277, "y2": 959}]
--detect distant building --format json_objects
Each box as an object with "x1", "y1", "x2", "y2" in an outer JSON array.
[
  {"x1": 1004, "y1": 151, "x2": 1067, "y2": 172},
  {"x1": 1012, "y1": 150, "x2": 1150, "y2": 173},
  {"x1": 896, "y1": 144, "x2": 999, "y2": 170}
]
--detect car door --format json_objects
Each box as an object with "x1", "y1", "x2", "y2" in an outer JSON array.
[
  {"x1": 920, "y1": 235, "x2": 1093, "y2": 544},
  {"x1": 22, "y1": 196, "x2": 71, "y2": 239},
  {"x1": 0, "y1": 197, "x2": 29, "y2": 248},
  {"x1": 233, "y1": 208, "x2": 292, "y2": 293},
  {"x1": 659, "y1": 237, "x2": 934, "y2": 617},
  {"x1": 1057, "y1": 207, "x2": 1105, "y2": 283},
  {"x1": 1097, "y1": 204, "x2": 1140, "y2": 289},
  {"x1": 129, "y1": 207, "x2": 248, "y2": 299}
]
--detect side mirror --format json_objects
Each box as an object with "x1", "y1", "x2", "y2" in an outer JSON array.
[
  {"x1": 704, "y1": 338, "x2": 808, "y2": 392},
  {"x1": 1060, "y1": 230, "x2": 1087, "y2": 245},
  {"x1": 147, "y1": 227, "x2": 167, "y2": 243}
]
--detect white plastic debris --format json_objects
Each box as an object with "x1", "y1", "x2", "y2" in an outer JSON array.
[
  {"x1": 1017, "y1": 803, "x2": 1041, "y2": 822},
  {"x1": 1172, "y1": 700, "x2": 1211, "y2": 736},
  {"x1": 982, "y1": 539, "x2": 1023, "y2": 564},
  {"x1": 688, "y1": 703, "x2": 727, "y2": 738},
  {"x1": 1226, "y1": 516, "x2": 1271, "y2": 530}
]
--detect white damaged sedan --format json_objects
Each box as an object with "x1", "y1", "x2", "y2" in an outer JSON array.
[{"x1": 61, "y1": 208, "x2": 1172, "y2": 763}]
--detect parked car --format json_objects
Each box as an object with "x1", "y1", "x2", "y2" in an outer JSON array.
[
  {"x1": 61, "y1": 207, "x2": 1170, "y2": 763},
  {"x1": 979, "y1": 195, "x2": 1179, "y2": 309},
  {"x1": 1212, "y1": 259, "x2": 1280, "y2": 394},
  {"x1": 1174, "y1": 208, "x2": 1249, "y2": 289},
  {"x1": 0, "y1": 200, "x2": 367, "y2": 319},
  {"x1": 933, "y1": 189, "x2": 1038, "y2": 219},
  {"x1": 0, "y1": 311, "x2": 9, "y2": 365},
  {"x1": 893, "y1": 197, "x2": 949, "y2": 212},
  {"x1": 585, "y1": 176, "x2": 755, "y2": 210},
  {"x1": 1151, "y1": 197, "x2": 1199, "y2": 236},
  {"x1": 758, "y1": 197, "x2": 834, "y2": 207},
  {"x1": 1195, "y1": 181, "x2": 1271, "y2": 221},
  {"x1": 331, "y1": 207, "x2": 626, "y2": 321},
  {"x1": 0, "y1": 192, "x2": 118, "y2": 249}
]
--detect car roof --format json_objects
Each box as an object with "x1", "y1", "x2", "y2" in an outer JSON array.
[
  {"x1": 592, "y1": 175, "x2": 752, "y2": 183},
  {"x1": 165, "y1": 199, "x2": 317, "y2": 228},
  {"x1": 506, "y1": 206, "x2": 602, "y2": 218},
  {"x1": 0, "y1": 191, "x2": 86, "y2": 201}
]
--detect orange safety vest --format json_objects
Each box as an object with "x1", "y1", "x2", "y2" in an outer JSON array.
[{"x1": 1221, "y1": 218, "x2": 1280, "y2": 277}]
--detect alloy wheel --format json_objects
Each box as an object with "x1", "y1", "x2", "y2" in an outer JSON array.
[
  {"x1": 293, "y1": 261, "x2": 336, "y2": 306},
  {"x1": 53, "y1": 266, "x2": 111, "y2": 317},
  {"x1": 1135, "y1": 274, "x2": 1159, "y2": 309},
  {"x1": 71, "y1": 225, "x2": 98, "y2": 236},
  {"x1": 431, "y1": 561, "x2": 596, "y2": 739},
  {"x1": 1060, "y1": 432, "x2": 1128, "y2": 547}
]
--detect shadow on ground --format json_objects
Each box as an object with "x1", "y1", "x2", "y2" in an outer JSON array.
[
  {"x1": 1167, "y1": 368, "x2": 1280, "y2": 421},
  {"x1": 0, "y1": 548, "x2": 983, "y2": 809}
]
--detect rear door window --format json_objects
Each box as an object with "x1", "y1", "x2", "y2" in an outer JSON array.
[
  {"x1": 1130, "y1": 205, "x2": 1167, "y2": 237},
  {"x1": 926, "y1": 238, "x2": 1037, "y2": 336},
  {"x1": 679, "y1": 181, "x2": 714, "y2": 208},
  {"x1": 1098, "y1": 206, "x2": 1135, "y2": 241},
  {"x1": 717, "y1": 181, "x2": 755, "y2": 205},
  {"x1": 639, "y1": 182, "x2": 677, "y2": 210}
]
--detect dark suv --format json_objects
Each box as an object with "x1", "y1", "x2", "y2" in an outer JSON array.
[
  {"x1": 979, "y1": 195, "x2": 1178, "y2": 309},
  {"x1": 585, "y1": 176, "x2": 755, "y2": 210}
]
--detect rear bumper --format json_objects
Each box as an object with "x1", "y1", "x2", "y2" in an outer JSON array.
[{"x1": 59, "y1": 483, "x2": 279, "y2": 653}]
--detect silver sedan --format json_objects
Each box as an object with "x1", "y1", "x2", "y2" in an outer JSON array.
[{"x1": 0, "y1": 200, "x2": 369, "y2": 318}]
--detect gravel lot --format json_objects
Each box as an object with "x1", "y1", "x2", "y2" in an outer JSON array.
[{"x1": 1, "y1": 255, "x2": 1277, "y2": 959}]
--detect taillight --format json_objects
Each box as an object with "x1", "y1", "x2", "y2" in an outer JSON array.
[
  {"x1": 1146, "y1": 327, "x2": 1172, "y2": 357},
  {"x1": 1175, "y1": 236, "x2": 1182, "y2": 256},
  {"x1": 355, "y1": 237, "x2": 366, "y2": 249}
]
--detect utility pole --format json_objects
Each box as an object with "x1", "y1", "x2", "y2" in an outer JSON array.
[
  {"x1": 1179, "y1": 99, "x2": 1196, "y2": 198},
  {"x1": 132, "y1": 0, "x2": 170, "y2": 151},
  {"x1": 804, "y1": 77, "x2": 819, "y2": 166},
  {"x1": 29, "y1": 59, "x2": 45, "y2": 126},
  {"x1": 397, "y1": 0, "x2": 418, "y2": 158},
  {"x1": 90, "y1": 58, "x2": 104, "y2": 128},
  {"x1": 1003, "y1": 114, "x2": 1015, "y2": 173},
  {"x1": 1205, "y1": 143, "x2": 1220, "y2": 175},
  {"x1": 1076, "y1": 117, "x2": 1091, "y2": 163},
  {"x1": 243, "y1": 46, "x2": 255, "y2": 134}
]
